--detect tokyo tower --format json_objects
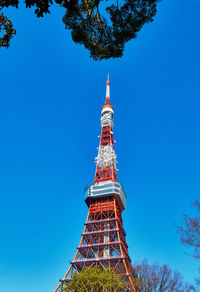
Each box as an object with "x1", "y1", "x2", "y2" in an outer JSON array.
[{"x1": 54, "y1": 76, "x2": 137, "y2": 291}]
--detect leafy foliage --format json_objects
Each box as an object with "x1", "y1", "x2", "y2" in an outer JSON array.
[
  {"x1": 62, "y1": 263, "x2": 195, "y2": 291},
  {"x1": 133, "y1": 259, "x2": 195, "y2": 292},
  {"x1": 0, "y1": 11, "x2": 16, "y2": 48},
  {"x1": 177, "y1": 201, "x2": 200, "y2": 259},
  {"x1": 63, "y1": 0, "x2": 160, "y2": 60},
  {"x1": 63, "y1": 267, "x2": 129, "y2": 291},
  {"x1": 0, "y1": 0, "x2": 161, "y2": 59}
]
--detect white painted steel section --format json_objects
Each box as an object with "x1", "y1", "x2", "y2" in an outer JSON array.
[
  {"x1": 96, "y1": 180, "x2": 113, "y2": 186},
  {"x1": 95, "y1": 145, "x2": 117, "y2": 169},
  {"x1": 101, "y1": 110, "x2": 114, "y2": 128},
  {"x1": 103, "y1": 222, "x2": 110, "y2": 257},
  {"x1": 101, "y1": 107, "x2": 113, "y2": 114},
  {"x1": 106, "y1": 82, "x2": 110, "y2": 99}
]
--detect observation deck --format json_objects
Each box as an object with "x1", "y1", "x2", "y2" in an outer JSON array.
[{"x1": 84, "y1": 182, "x2": 127, "y2": 211}]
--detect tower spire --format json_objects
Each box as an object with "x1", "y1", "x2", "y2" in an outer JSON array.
[
  {"x1": 94, "y1": 75, "x2": 117, "y2": 185},
  {"x1": 105, "y1": 74, "x2": 110, "y2": 105}
]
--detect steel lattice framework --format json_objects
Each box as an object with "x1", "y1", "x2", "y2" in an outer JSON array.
[{"x1": 54, "y1": 76, "x2": 137, "y2": 291}]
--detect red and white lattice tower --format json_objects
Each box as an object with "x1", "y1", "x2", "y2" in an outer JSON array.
[{"x1": 54, "y1": 76, "x2": 137, "y2": 291}]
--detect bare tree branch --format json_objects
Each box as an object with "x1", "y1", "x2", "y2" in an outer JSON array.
[{"x1": 176, "y1": 201, "x2": 200, "y2": 259}]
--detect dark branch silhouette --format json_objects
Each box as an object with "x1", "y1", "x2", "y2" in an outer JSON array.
[
  {"x1": 177, "y1": 201, "x2": 200, "y2": 259},
  {"x1": 0, "y1": 11, "x2": 16, "y2": 48},
  {"x1": 0, "y1": 0, "x2": 161, "y2": 59},
  {"x1": 133, "y1": 259, "x2": 195, "y2": 292}
]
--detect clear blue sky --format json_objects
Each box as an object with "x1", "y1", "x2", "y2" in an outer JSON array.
[{"x1": 0, "y1": 1, "x2": 200, "y2": 291}]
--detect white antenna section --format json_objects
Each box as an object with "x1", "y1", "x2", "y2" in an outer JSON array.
[{"x1": 95, "y1": 144, "x2": 117, "y2": 169}]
